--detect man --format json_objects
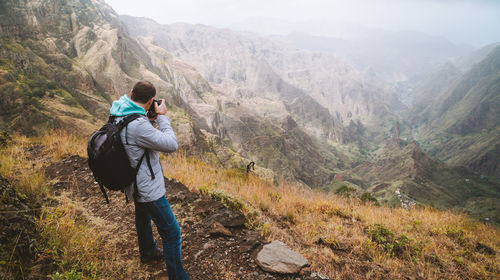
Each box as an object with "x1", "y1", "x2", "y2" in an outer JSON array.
[{"x1": 109, "y1": 81, "x2": 189, "y2": 280}]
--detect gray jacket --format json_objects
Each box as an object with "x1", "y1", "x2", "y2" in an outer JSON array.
[{"x1": 117, "y1": 115, "x2": 178, "y2": 202}]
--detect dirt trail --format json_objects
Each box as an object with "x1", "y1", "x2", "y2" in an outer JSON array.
[{"x1": 45, "y1": 155, "x2": 318, "y2": 279}]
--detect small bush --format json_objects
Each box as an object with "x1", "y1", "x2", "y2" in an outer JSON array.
[
  {"x1": 335, "y1": 185, "x2": 356, "y2": 197},
  {"x1": 446, "y1": 226, "x2": 468, "y2": 247},
  {"x1": 314, "y1": 203, "x2": 352, "y2": 219},
  {"x1": 317, "y1": 237, "x2": 342, "y2": 250},
  {"x1": 198, "y1": 185, "x2": 210, "y2": 195},
  {"x1": 366, "y1": 224, "x2": 421, "y2": 258},
  {"x1": 261, "y1": 223, "x2": 272, "y2": 238},
  {"x1": 17, "y1": 168, "x2": 49, "y2": 200},
  {"x1": 259, "y1": 200, "x2": 271, "y2": 212},
  {"x1": 209, "y1": 190, "x2": 244, "y2": 211},
  {"x1": 361, "y1": 192, "x2": 379, "y2": 206},
  {"x1": 0, "y1": 132, "x2": 12, "y2": 148},
  {"x1": 267, "y1": 191, "x2": 282, "y2": 203},
  {"x1": 244, "y1": 209, "x2": 261, "y2": 230},
  {"x1": 62, "y1": 95, "x2": 78, "y2": 107},
  {"x1": 47, "y1": 81, "x2": 57, "y2": 90}
]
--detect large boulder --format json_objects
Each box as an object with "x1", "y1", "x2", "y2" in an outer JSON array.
[{"x1": 256, "y1": 240, "x2": 309, "y2": 274}]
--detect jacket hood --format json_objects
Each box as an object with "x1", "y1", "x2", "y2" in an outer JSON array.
[{"x1": 109, "y1": 94, "x2": 146, "y2": 116}]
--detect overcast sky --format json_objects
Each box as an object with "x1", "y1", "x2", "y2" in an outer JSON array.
[{"x1": 105, "y1": 0, "x2": 500, "y2": 47}]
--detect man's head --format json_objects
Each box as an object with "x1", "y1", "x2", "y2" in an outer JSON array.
[{"x1": 130, "y1": 81, "x2": 156, "y2": 104}]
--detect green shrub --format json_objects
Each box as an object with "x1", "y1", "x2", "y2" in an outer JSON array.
[
  {"x1": 198, "y1": 185, "x2": 210, "y2": 195},
  {"x1": 62, "y1": 95, "x2": 78, "y2": 107},
  {"x1": 49, "y1": 270, "x2": 83, "y2": 280},
  {"x1": 207, "y1": 189, "x2": 244, "y2": 211},
  {"x1": 366, "y1": 224, "x2": 421, "y2": 258},
  {"x1": 335, "y1": 185, "x2": 356, "y2": 197},
  {"x1": 47, "y1": 81, "x2": 57, "y2": 90},
  {"x1": 361, "y1": 192, "x2": 379, "y2": 206},
  {"x1": 446, "y1": 226, "x2": 468, "y2": 247}
]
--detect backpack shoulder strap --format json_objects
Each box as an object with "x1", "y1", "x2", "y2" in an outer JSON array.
[
  {"x1": 107, "y1": 115, "x2": 116, "y2": 124},
  {"x1": 133, "y1": 152, "x2": 147, "y2": 202},
  {"x1": 115, "y1": 113, "x2": 143, "y2": 130},
  {"x1": 113, "y1": 114, "x2": 144, "y2": 144},
  {"x1": 132, "y1": 149, "x2": 154, "y2": 201}
]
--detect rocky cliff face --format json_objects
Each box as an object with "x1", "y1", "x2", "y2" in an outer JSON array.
[
  {"x1": 0, "y1": 0, "x2": 209, "y2": 147},
  {"x1": 120, "y1": 16, "x2": 405, "y2": 142},
  {"x1": 121, "y1": 18, "x2": 347, "y2": 143}
]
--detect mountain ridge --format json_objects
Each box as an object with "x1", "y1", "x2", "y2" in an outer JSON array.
[
  {"x1": 120, "y1": 15, "x2": 404, "y2": 135},
  {"x1": 410, "y1": 46, "x2": 500, "y2": 177}
]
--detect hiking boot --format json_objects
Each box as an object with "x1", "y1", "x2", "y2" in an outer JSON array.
[{"x1": 140, "y1": 246, "x2": 164, "y2": 263}]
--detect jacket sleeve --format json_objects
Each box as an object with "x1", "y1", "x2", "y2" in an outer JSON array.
[{"x1": 134, "y1": 115, "x2": 178, "y2": 153}]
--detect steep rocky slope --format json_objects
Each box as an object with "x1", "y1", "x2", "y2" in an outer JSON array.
[
  {"x1": 0, "y1": 0, "x2": 181, "y2": 134},
  {"x1": 2, "y1": 134, "x2": 500, "y2": 279},
  {"x1": 353, "y1": 141, "x2": 500, "y2": 223},
  {"x1": 409, "y1": 46, "x2": 500, "y2": 177},
  {"x1": 120, "y1": 16, "x2": 404, "y2": 141}
]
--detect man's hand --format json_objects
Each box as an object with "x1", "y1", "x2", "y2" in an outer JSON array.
[{"x1": 155, "y1": 99, "x2": 167, "y2": 115}]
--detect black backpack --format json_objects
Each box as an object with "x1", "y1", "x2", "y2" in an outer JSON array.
[{"x1": 87, "y1": 114, "x2": 154, "y2": 203}]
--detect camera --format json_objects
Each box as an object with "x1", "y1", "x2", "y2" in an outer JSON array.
[{"x1": 147, "y1": 99, "x2": 162, "y2": 118}]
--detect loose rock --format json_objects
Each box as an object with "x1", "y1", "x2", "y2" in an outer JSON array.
[
  {"x1": 209, "y1": 222, "x2": 233, "y2": 237},
  {"x1": 256, "y1": 240, "x2": 309, "y2": 274}
]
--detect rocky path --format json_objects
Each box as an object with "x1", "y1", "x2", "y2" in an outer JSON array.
[{"x1": 45, "y1": 155, "x2": 320, "y2": 279}]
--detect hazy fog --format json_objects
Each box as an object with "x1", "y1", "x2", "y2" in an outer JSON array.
[{"x1": 106, "y1": 0, "x2": 499, "y2": 47}]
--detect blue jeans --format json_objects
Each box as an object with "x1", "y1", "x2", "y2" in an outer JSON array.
[{"x1": 134, "y1": 196, "x2": 189, "y2": 280}]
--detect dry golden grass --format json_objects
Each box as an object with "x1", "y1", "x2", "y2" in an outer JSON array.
[
  {"x1": 38, "y1": 195, "x2": 105, "y2": 278},
  {"x1": 34, "y1": 130, "x2": 88, "y2": 159},
  {"x1": 0, "y1": 131, "x2": 86, "y2": 199},
  {"x1": 38, "y1": 193, "x2": 150, "y2": 280},
  {"x1": 162, "y1": 151, "x2": 500, "y2": 280},
  {"x1": 1, "y1": 132, "x2": 499, "y2": 279}
]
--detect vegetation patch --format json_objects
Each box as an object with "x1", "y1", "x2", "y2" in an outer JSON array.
[
  {"x1": 445, "y1": 226, "x2": 468, "y2": 247},
  {"x1": 314, "y1": 202, "x2": 352, "y2": 219},
  {"x1": 203, "y1": 188, "x2": 245, "y2": 211},
  {"x1": 360, "y1": 192, "x2": 379, "y2": 206},
  {"x1": 224, "y1": 167, "x2": 248, "y2": 181},
  {"x1": 267, "y1": 191, "x2": 282, "y2": 203},
  {"x1": 39, "y1": 199, "x2": 106, "y2": 279},
  {"x1": 334, "y1": 185, "x2": 356, "y2": 197},
  {"x1": 366, "y1": 223, "x2": 421, "y2": 258},
  {"x1": 316, "y1": 237, "x2": 343, "y2": 251}
]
